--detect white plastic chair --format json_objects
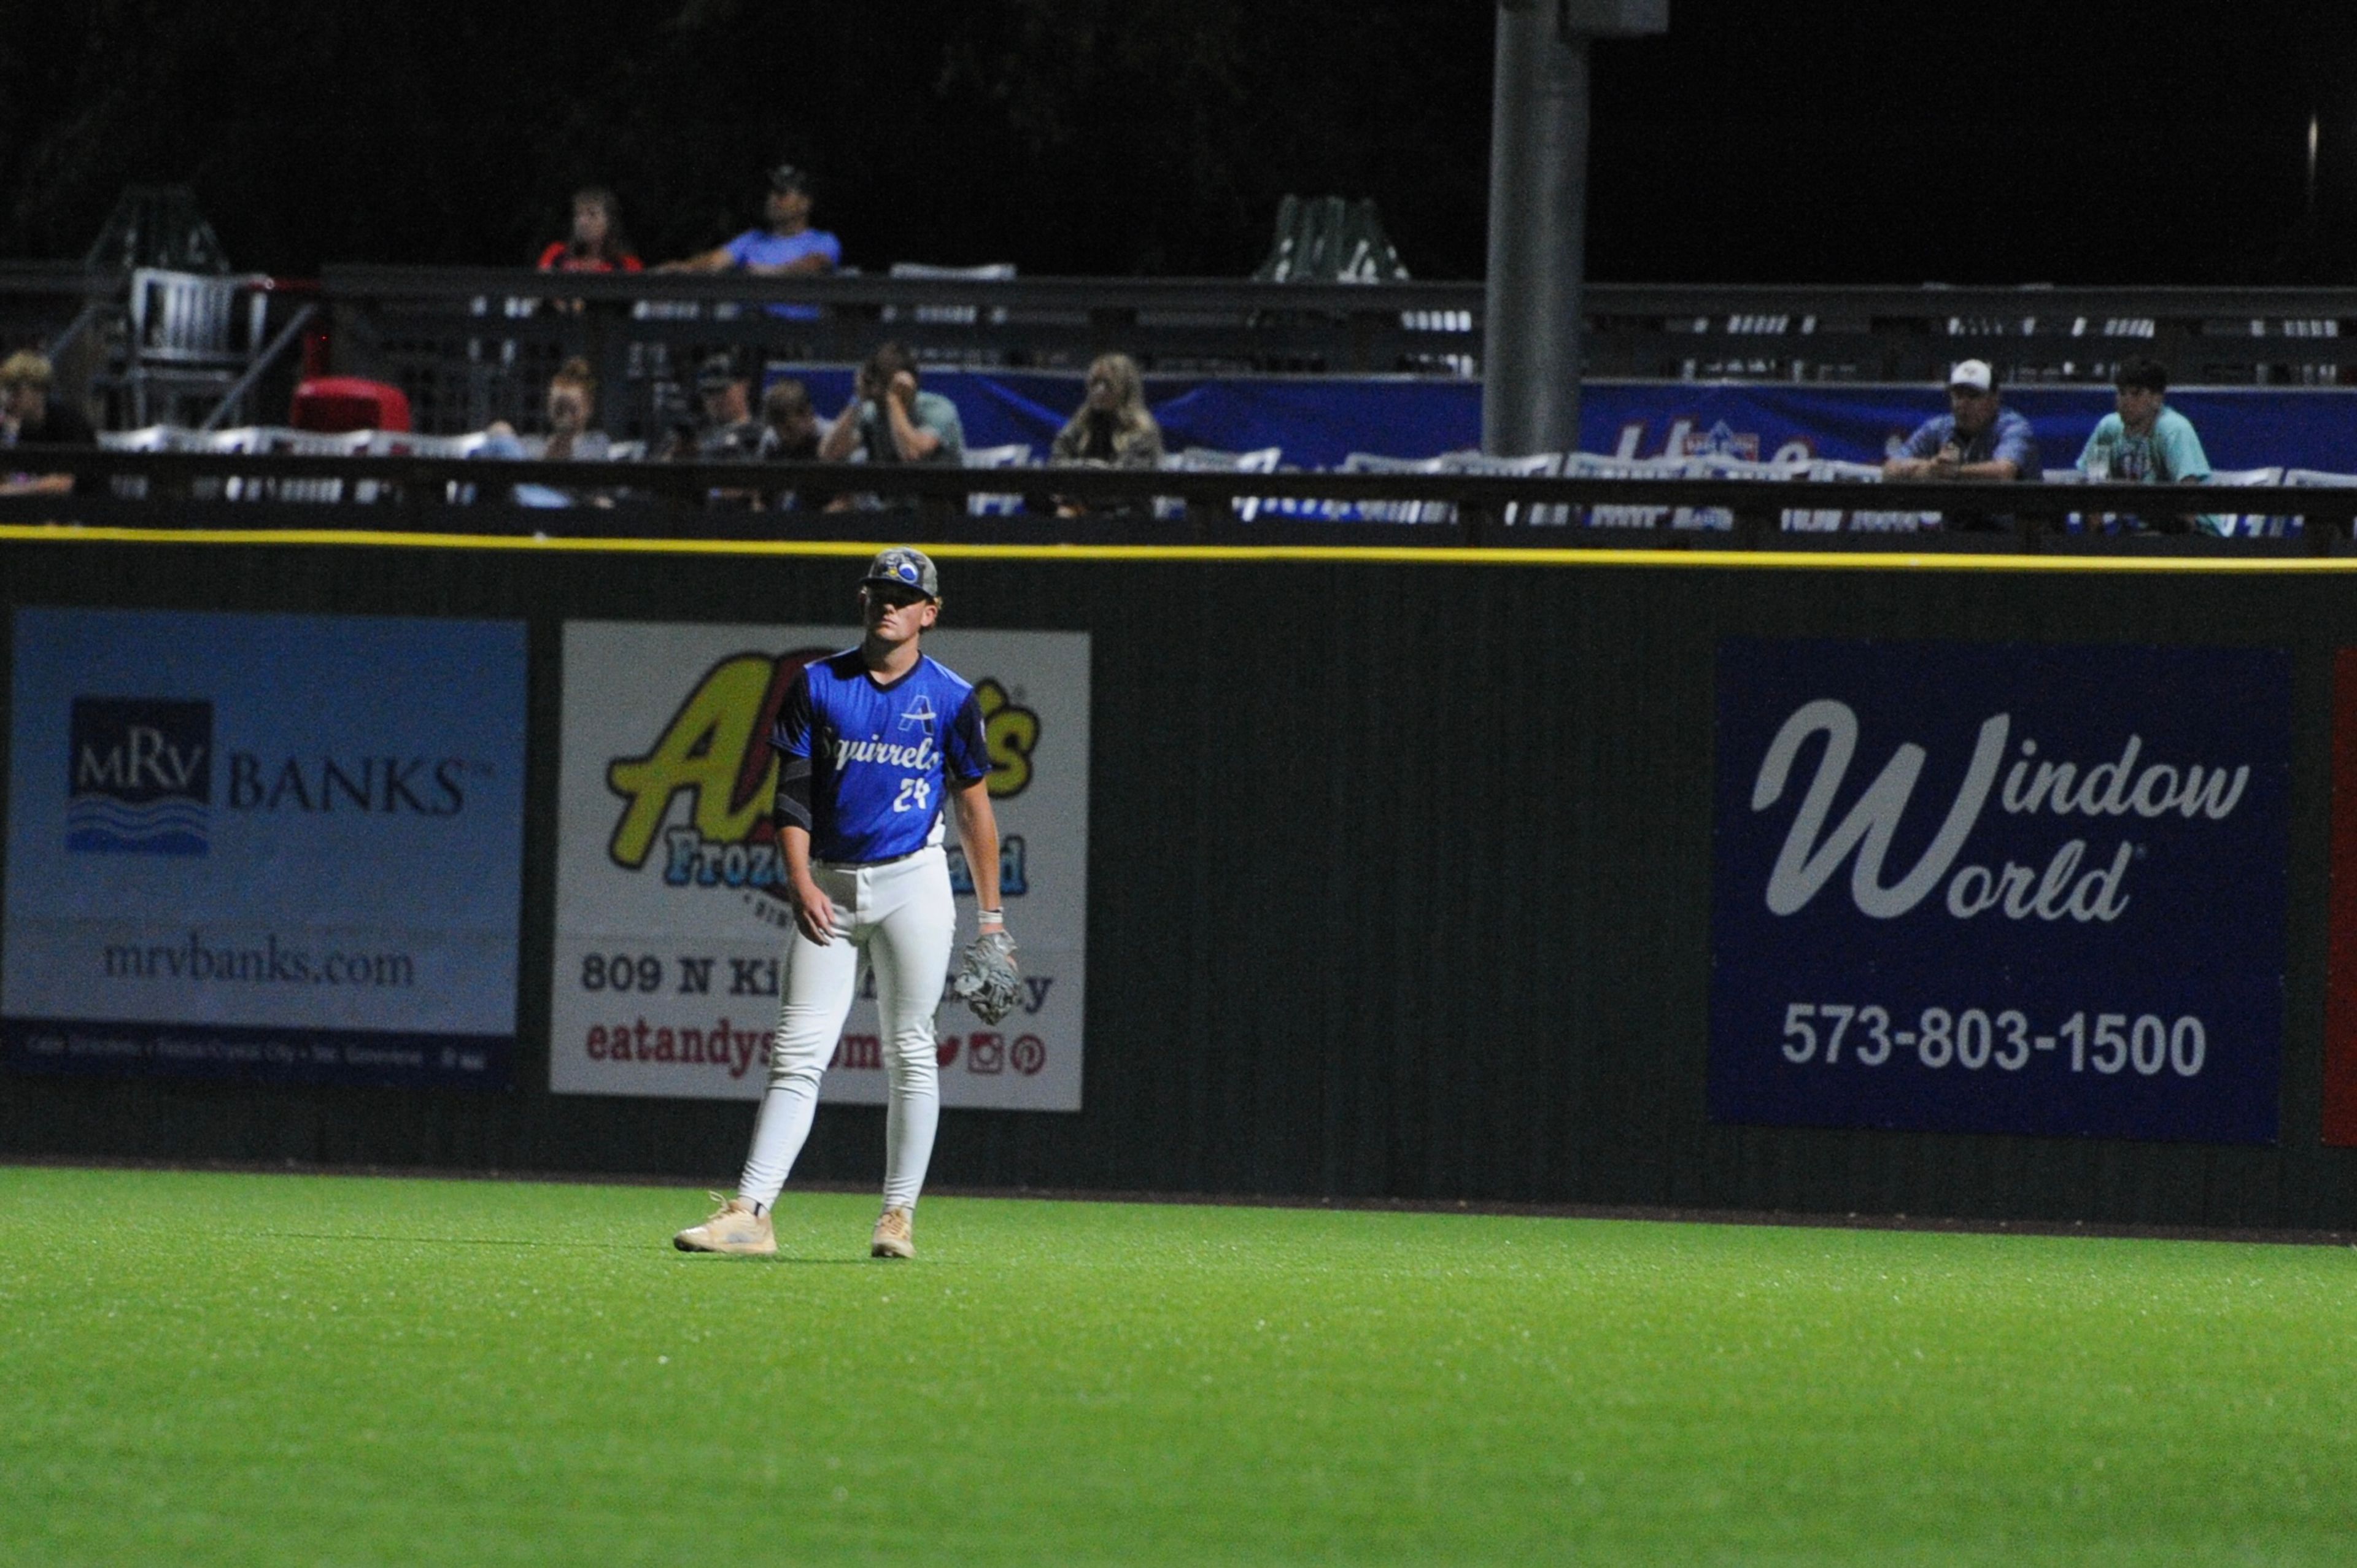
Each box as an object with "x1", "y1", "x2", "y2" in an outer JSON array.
[
  {"x1": 1563, "y1": 452, "x2": 1682, "y2": 530},
  {"x1": 1158, "y1": 446, "x2": 1283, "y2": 521},
  {"x1": 123, "y1": 269, "x2": 273, "y2": 427},
  {"x1": 98, "y1": 424, "x2": 184, "y2": 498},
  {"x1": 186, "y1": 425, "x2": 366, "y2": 504},
  {"x1": 1802, "y1": 457, "x2": 1930, "y2": 533},
  {"x1": 1438, "y1": 449, "x2": 1564, "y2": 527},
  {"x1": 1334, "y1": 452, "x2": 1446, "y2": 523},
  {"x1": 962, "y1": 442, "x2": 1034, "y2": 516},
  {"x1": 2284, "y1": 469, "x2": 2357, "y2": 540},
  {"x1": 261, "y1": 427, "x2": 373, "y2": 504},
  {"x1": 363, "y1": 431, "x2": 481, "y2": 458},
  {"x1": 180, "y1": 425, "x2": 258, "y2": 502},
  {"x1": 97, "y1": 425, "x2": 182, "y2": 452},
  {"x1": 2204, "y1": 466, "x2": 2286, "y2": 538},
  {"x1": 355, "y1": 430, "x2": 482, "y2": 504},
  {"x1": 1673, "y1": 454, "x2": 1809, "y2": 531}
]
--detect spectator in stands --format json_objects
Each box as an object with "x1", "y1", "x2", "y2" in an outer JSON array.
[
  {"x1": 819, "y1": 342, "x2": 965, "y2": 468},
  {"x1": 2076, "y1": 359, "x2": 2216, "y2": 535},
  {"x1": 1884, "y1": 359, "x2": 2037, "y2": 530},
  {"x1": 537, "y1": 357, "x2": 605, "y2": 461},
  {"x1": 664, "y1": 350, "x2": 764, "y2": 463},
  {"x1": 659, "y1": 164, "x2": 838, "y2": 322},
  {"x1": 1048, "y1": 353, "x2": 1162, "y2": 515},
  {"x1": 481, "y1": 358, "x2": 610, "y2": 506},
  {"x1": 1886, "y1": 360, "x2": 2038, "y2": 484},
  {"x1": 537, "y1": 187, "x2": 641, "y2": 273},
  {"x1": 657, "y1": 350, "x2": 770, "y2": 508},
  {"x1": 0, "y1": 350, "x2": 96, "y2": 496},
  {"x1": 756, "y1": 379, "x2": 829, "y2": 511},
  {"x1": 757, "y1": 379, "x2": 823, "y2": 462},
  {"x1": 2078, "y1": 358, "x2": 2210, "y2": 484},
  {"x1": 1051, "y1": 353, "x2": 1163, "y2": 468},
  {"x1": 484, "y1": 358, "x2": 606, "y2": 452}
]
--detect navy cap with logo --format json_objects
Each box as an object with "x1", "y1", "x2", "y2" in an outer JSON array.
[{"x1": 862, "y1": 546, "x2": 939, "y2": 599}]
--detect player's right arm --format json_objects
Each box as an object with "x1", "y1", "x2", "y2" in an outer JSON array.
[
  {"x1": 778, "y1": 821, "x2": 835, "y2": 944},
  {"x1": 770, "y1": 668, "x2": 835, "y2": 944}
]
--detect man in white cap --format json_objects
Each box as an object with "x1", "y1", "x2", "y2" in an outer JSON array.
[{"x1": 1883, "y1": 360, "x2": 2040, "y2": 528}]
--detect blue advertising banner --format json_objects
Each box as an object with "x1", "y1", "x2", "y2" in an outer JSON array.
[
  {"x1": 1576, "y1": 382, "x2": 2351, "y2": 478},
  {"x1": 762, "y1": 368, "x2": 2357, "y2": 477},
  {"x1": 3, "y1": 609, "x2": 527, "y2": 1089},
  {"x1": 1709, "y1": 639, "x2": 2291, "y2": 1145}
]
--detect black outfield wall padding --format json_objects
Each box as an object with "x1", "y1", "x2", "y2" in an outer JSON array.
[{"x1": 4, "y1": 531, "x2": 2357, "y2": 1229}]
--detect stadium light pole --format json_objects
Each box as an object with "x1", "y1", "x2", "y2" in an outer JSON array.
[{"x1": 1483, "y1": 0, "x2": 1667, "y2": 458}]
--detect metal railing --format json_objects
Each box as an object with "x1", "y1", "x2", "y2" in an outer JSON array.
[
  {"x1": 14, "y1": 266, "x2": 2357, "y2": 442},
  {"x1": 322, "y1": 266, "x2": 1484, "y2": 438},
  {"x1": 7, "y1": 446, "x2": 2357, "y2": 555},
  {"x1": 315, "y1": 270, "x2": 2357, "y2": 442}
]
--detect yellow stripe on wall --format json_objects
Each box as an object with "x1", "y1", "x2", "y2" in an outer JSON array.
[{"x1": 1, "y1": 521, "x2": 2350, "y2": 574}]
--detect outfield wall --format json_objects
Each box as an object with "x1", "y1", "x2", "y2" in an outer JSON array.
[{"x1": 6, "y1": 527, "x2": 2357, "y2": 1229}]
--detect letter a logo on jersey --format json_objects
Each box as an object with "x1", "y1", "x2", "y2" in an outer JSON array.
[{"x1": 899, "y1": 694, "x2": 937, "y2": 735}]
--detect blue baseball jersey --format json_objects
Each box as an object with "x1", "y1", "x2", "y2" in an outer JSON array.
[{"x1": 774, "y1": 650, "x2": 991, "y2": 863}]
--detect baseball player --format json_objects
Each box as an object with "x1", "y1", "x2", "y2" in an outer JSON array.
[{"x1": 675, "y1": 547, "x2": 1018, "y2": 1260}]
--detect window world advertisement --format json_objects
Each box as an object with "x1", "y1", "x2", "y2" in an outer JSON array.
[
  {"x1": 3, "y1": 608, "x2": 528, "y2": 1089},
  {"x1": 549, "y1": 620, "x2": 1088, "y2": 1110},
  {"x1": 1709, "y1": 638, "x2": 2291, "y2": 1145}
]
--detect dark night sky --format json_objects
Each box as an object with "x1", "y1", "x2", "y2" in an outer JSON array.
[{"x1": 0, "y1": 0, "x2": 2349, "y2": 285}]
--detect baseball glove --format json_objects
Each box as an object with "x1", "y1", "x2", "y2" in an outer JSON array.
[{"x1": 951, "y1": 929, "x2": 1021, "y2": 1025}]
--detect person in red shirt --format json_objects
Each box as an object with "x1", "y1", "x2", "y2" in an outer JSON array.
[{"x1": 536, "y1": 187, "x2": 641, "y2": 273}]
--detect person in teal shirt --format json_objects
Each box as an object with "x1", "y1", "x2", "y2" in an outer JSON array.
[{"x1": 2077, "y1": 359, "x2": 2220, "y2": 533}]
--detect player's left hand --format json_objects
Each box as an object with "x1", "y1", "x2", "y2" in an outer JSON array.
[{"x1": 951, "y1": 929, "x2": 1020, "y2": 1024}]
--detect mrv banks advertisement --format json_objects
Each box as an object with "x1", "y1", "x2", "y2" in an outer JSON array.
[
  {"x1": 1709, "y1": 639, "x2": 2291, "y2": 1145},
  {"x1": 3, "y1": 608, "x2": 528, "y2": 1089},
  {"x1": 551, "y1": 620, "x2": 1088, "y2": 1110}
]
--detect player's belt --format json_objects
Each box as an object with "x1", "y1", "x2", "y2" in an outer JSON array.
[{"x1": 819, "y1": 845, "x2": 932, "y2": 870}]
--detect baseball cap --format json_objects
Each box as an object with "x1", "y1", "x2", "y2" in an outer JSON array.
[
  {"x1": 862, "y1": 546, "x2": 939, "y2": 599},
  {"x1": 767, "y1": 163, "x2": 810, "y2": 196},
  {"x1": 1948, "y1": 359, "x2": 1995, "y2": 393},
  {"x1": 695, "y1": 350, "x2": 743, "y2": 392}
]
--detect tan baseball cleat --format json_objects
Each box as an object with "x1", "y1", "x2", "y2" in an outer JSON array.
[
  {"x1": 870, "y1": 1205, "x2": 915, "y2": 1259},
  {"x1": 674, "y1": 1194, "x2": 776, "y2": 1256}
]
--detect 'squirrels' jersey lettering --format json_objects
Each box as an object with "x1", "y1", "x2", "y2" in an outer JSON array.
[
  {"x1": 773, "y1": 650, "x2": 989, "y2": 864},
  {"x1": 831, "y1": 736, "x2": 937, "y2": 770}
]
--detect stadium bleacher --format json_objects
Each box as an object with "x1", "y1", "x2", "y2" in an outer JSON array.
[{"x1": 7, "y1": 267, "x2": 2357, "y2": 543}]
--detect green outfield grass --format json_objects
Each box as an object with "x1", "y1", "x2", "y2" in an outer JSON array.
[{"x1": 2, "y1": 1166, "x2": 2353, "y2": 1566}]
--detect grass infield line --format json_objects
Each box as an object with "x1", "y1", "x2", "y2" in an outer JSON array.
[
  {"x1": 3, "y1": 519, "x2": 2355, "y2": 574},
  {"x1": 9, "y1": 1157, "x2": 2355, "y2": 1250}
]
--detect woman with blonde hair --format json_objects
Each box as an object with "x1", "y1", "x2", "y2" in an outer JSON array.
[
  {"x1": 1051, "y1": 353, "x2": 1161, "y2": 469},
  {"x1": 1049, "y1": 353, "x2": 1162, "y2": 516}
]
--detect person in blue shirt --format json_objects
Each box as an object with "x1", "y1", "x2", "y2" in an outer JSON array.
[
  {"x1": 659, "y1": 163, "x2": 840, "y2": 319},
  {"x1": 676, "y1": 547, "x2": 1005, "y2": 1261},
  {"x1": 1883, "y1": 359, "x2": 2040, "y2": 531}
]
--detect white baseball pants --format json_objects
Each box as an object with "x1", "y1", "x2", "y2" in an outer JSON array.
[{"x1": 737, "y1": 845, "x2": 956, "y2": 1212}]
